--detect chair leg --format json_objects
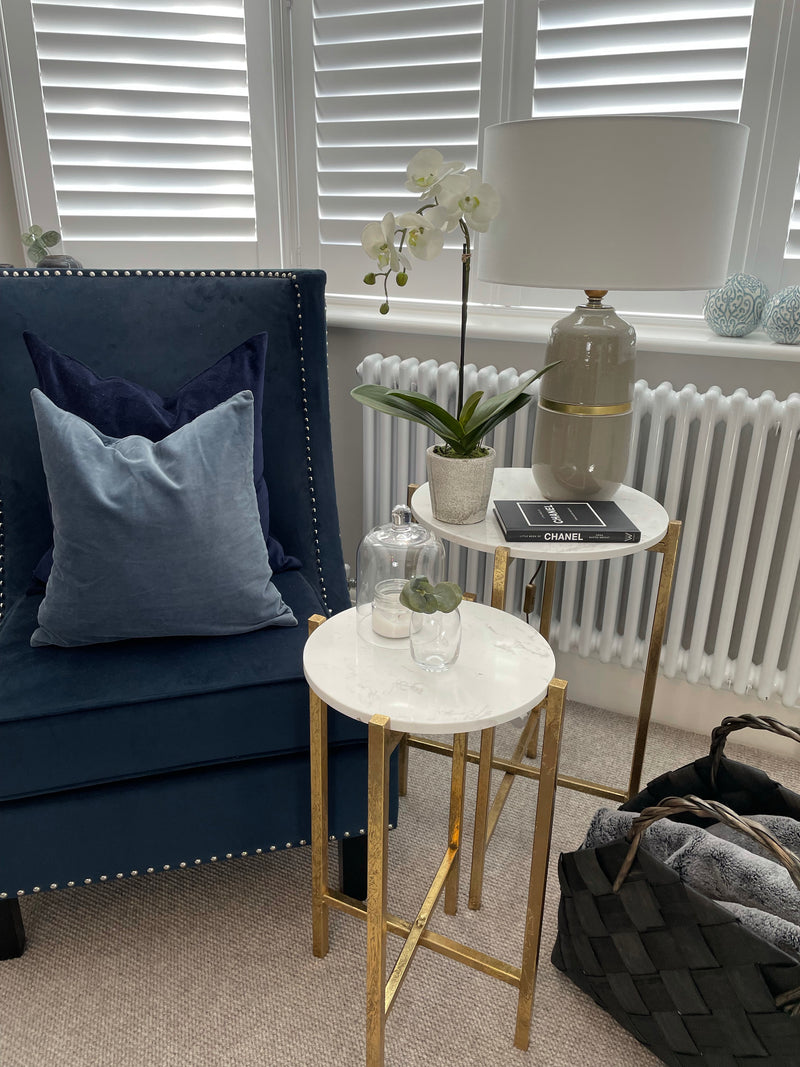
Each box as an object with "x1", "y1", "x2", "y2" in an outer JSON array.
[
  {"x1": 339, "y1": 835, "x2": 368, "y2": 901},
  {"x1": 0, "y1": 899, "x2": 26, "y2": 959}
]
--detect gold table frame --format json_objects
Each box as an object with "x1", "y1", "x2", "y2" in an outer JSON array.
[
  {"x1": 403, "y1": 483, "x2": 681, "y2": 910},
  {"x1": 308, "y1": 613, "x2": 567, "y2": 1067}
]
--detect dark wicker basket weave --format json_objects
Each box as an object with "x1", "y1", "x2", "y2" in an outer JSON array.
[
  {"x1": 552, "y1": 788, "x2": 800, "y2": 1064},
  {"x1": 621, "y1": 714, "x2": 800, "y2": 822}
]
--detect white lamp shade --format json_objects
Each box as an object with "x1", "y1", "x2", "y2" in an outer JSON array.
[{"x1": 476, "y1": 116, "x2": 749, "y2": 292}]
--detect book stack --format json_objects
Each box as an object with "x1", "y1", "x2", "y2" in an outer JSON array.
[{"x1": 493, "y1": 499, "x2": 641, "y2": 543}]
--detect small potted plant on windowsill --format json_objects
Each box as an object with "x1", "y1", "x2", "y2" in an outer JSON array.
[
  {"x1": 351, "y1": 148, "x2": 556, "y2": 524},
  {"x1": 21, "y1": 225, "x2": 82, "y2": 270}
]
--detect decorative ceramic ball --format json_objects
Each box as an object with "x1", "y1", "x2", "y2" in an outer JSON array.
[
  {"x1": 762, "y1": 286, "x2": 800, "y2": 345},
  {"x1": 703, "y1": 273, "x2": 769, "y2": 337}
]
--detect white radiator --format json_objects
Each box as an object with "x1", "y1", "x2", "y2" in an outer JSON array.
[{"x1": 357, "y1": 352, "x2": 800, "y2": 709}]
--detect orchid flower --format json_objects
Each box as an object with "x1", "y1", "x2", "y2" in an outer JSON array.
[
  {"x1": 361, "y1": 212, "x2": 408, "y2": 273},
  {"x1": 395, "y1": 209, "x2": 447, "y2": 260},
  {"x1": 437, "y1": 169, "x2": 500, "y2": 233},
  {"x1": 404, "y1": 148, "x2": 465, "y2": 198}
]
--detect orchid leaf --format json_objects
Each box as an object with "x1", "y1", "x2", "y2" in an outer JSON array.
[
  {"x1": 350, "y1": 385, "x2": 460, "y2": 443},
  {"x1": 458, "y1": 390, "x2": 483, "y2": 427}
]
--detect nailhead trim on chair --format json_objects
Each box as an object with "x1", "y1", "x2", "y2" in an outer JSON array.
[
  {"x1": 0, "y1": 268, "x2": 344, "y2": 896},
  {"x1": 0, "y1": 831, "x2": 384, "y2": 897}
]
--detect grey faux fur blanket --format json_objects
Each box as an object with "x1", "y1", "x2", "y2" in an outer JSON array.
[{"x1": 584, "y1": 808, "x2": 800, "y2": 959}]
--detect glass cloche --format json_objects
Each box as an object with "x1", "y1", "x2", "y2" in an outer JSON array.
[{"x1": 356, "y1": 504, "x2": 445, "y2": 646}]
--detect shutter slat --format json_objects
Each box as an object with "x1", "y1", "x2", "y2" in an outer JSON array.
[
  {"x1": 535, "y1": 48, "x2": 747, "y2": 87},
  {"x1": 317, "y1": 144, "x2": 476, "y2": 173},
  {"x1": 32, "y1": 4, "x2": 243, "y2": 42},
  {"x1": 316, "y1": 62, "x2": 481, "y2": 96},
  {"x1": 317, "y1": 90, "x2": 480, "y2": 123},
  {"x1": 53, "y1": 165, "x2": 254, "y2": 192},
  {"x1": 57, "y1": 190, "x2": 255, "y2": 216},
  {"x1": 43, "y1": 87, "x2": 250, "y2": 119},
  {"x1": 46, "y1": 113, "x2": 251, "y2": 144},
  {"x1": 314, "y1": 6, "x2": 483, "y2": 46},
  {"x1": 538, "y1": 1, "x2": 752, "y2": 34},
  {"x1": 538, "y1": 18, "x2": 751, "y2": 56},
  {"x1": 314, "y1": 35, "x2": 481, "y2": 72},
  {"x1": 317, "y1": 118, "x2": 479, "y2": 148},
  {"x1": 35, "y1": 31, "x2": 245, "y2": 67},
  {"x1": 50, "y1": 141, "x2": 252, "y2": 167},
  {"x1": 58, "y1": 215, "x2": 255, "y2": 240},
  {"x1": 534, "y1": 80, "x2": 745, "y2": 115},
  {"x1": 40, "y1": 60, "x2": 248, "y2": 93}
]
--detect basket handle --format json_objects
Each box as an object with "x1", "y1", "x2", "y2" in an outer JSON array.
[
  {"x1": 612, "y1": 794, "x2": 800, "y2": 893},
  {"x1": 709, "y1": 714, "x2": 800, "y2": 790}
]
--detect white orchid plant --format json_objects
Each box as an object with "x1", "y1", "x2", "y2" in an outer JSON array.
[{"x1": 352, "y1": 149, "x2": 555, "y2": 459}]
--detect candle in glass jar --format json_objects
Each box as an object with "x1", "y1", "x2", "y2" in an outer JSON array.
[{"x1": 371, "y1": 578, "x2": 411, "y2": 638}]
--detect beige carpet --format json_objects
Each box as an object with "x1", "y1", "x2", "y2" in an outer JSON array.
[{"x1": 3, "y1": 701, "x2": 799, "y2": 1067}]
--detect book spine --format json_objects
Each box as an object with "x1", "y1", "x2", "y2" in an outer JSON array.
[{"x1": 503, "y1": 531, "x2": 641, "y2": 543}]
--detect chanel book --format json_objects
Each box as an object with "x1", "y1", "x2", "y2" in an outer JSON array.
[{"x1": 493, "y1": 499, "x2": 641, "y2": 543}]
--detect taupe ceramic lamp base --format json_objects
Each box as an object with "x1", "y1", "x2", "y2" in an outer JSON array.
[
  {"x1": 531, "y1": 290, "x2": 635, "y2": 500},
  {"x1": 476, "y1": 115, "x2": 750, "y2": 502}
]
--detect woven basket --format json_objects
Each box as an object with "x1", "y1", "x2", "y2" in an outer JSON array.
[
  {"x1": 552, "y1": 795, "x2": 800, "y2": 1066},
  {"x1": 621, "y1": 714, "x2": 800, "y2": 822}
]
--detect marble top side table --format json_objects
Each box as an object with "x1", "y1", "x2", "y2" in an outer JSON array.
[
  {"x1": 304, "y1": 602, "x2": 562, "y2": 1066},
  {"x1": 410, "y1": 468, "x2": 681, "y2": 909}
]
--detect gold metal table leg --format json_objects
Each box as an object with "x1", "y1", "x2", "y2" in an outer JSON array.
[
  {"x1": 444, "y1": 732, "x2": 468, "y2": 915},
  {"x1": 515, "y1": 677, "x2": 568, "y2": 1049},
  {"x1": 308, "y1": 614, "x2": 330, "y2": 959},
  {"x1": 366, "y1": 714, "x2": 392, "y2": 1067},
  {"x1": 524, "y1": 559, "x2": 557, "y2": 760},
  {"x1": 627, "y1": 519, "x2": 681, "y2": 798},
  {"x1": 468, "y1": 726, "x2": 495, "y2": 910},
  {"x1": 398, "y1": 732, "x2": 409, "y2": 797}
]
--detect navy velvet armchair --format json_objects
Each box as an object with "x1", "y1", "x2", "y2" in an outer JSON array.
[{"x1": 0, "y1": 267, "x2": 393, "y2": 958}]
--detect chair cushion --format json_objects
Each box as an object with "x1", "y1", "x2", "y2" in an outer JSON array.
[
  {"x1": 0, "y1": 571, "x2": 365, "y2": 801},
  {"x1": 30, "y1": 389, "x2": 296, "y2": 647},
  {"x1": 25, "y1": 330, "x2": 300, "y2": 577}
]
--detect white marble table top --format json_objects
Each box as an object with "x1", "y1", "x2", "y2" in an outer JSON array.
[
  {"x1": 303, "y1": 602, "x2": 555, "y2": 735},
  {"x1": 411, "y1": 468, "x2": 669, "y2": 562}
]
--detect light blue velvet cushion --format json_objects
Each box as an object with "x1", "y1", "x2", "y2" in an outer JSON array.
[{"x1": 30, "y1": 388, "x2": 296, "y2": 647}]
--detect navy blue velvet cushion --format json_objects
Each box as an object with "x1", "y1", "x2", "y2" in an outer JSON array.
[
  {"x1": 31, "y1": 388, "x2": 296, "y2": 647},
  {"x1": 25, "y1": 330, "x2": 300, "y2": 577}
]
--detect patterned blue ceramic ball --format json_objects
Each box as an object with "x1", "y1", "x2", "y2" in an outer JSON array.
[
  {"x1": 762, "y1": 286, "x2": 800, "y2": 345},
  {"x1": 703, "y1": 273, "x2": 769, "y2": 337}
]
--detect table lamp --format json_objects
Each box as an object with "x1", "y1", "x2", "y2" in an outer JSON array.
[{"x1": 477, "y1": 116, "x2": 749, "y2": 500}]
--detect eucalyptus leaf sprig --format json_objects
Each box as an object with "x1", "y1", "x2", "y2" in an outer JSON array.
[
  {"x1": 21, "y1": 224, "x2": 61, "y2": 264},
  {"x1": 400, "y1": 576, "x2": 463, "y2": 614}
]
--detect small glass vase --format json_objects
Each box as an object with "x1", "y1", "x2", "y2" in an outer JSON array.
[{"x1": 409, "y1": 608, "x2": 461, "y2": 672}]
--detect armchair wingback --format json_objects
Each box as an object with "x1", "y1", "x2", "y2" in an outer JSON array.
[{"x1": 0, "y1": 268, "x2": 391, "y2": 957}]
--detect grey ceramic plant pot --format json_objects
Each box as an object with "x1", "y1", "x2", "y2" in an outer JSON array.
[{"x1": 426, "y1": 445, "x2": 496, "y2": 524}]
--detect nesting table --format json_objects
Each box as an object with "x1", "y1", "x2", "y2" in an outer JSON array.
[
  {"x1": 304, "y1": 601, "x2": 562, "y2": 1066},
  {"x1": 410, "y1": 467, "x2": 680, "y2": 910}
]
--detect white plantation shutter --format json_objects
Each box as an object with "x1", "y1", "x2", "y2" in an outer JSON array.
[
  {"x1": 532, "y1": 0, "x2": 755, "y2": 120},
  {"x1": 7, "y1": 0, "x2": 261, "y2": 267},
  {"x1": 308, "y1": 0, "x2": 484, "y2": 301}
]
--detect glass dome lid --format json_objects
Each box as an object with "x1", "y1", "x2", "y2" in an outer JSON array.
[{"x1": 356, "y1": 504, "x2": 446, "y2": 646}]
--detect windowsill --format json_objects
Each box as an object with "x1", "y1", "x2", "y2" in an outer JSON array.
[{"x1": 326, "y1": 294, "x2": 800, "y2": 363}]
